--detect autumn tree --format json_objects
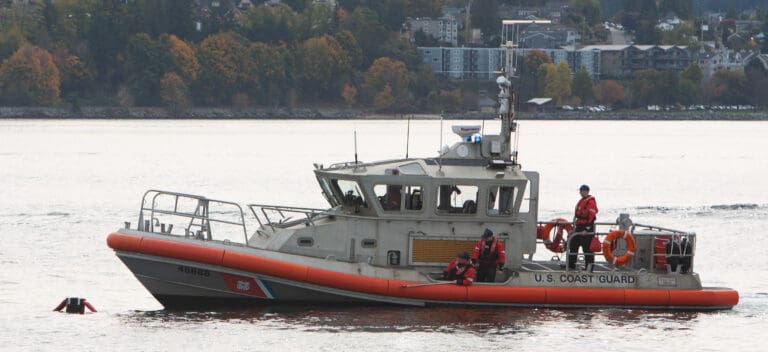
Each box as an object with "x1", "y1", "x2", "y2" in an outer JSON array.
[
  {"x1": 363, "y1": 57, "x2": 410, "y2": 110},
  {"x1": 161, "y1": 72, "x2": 190, "y2": 109},
  {"x1": 705, "y1": 70, "x2": 749, "y2": 105},
  {"x1": 374, "y1": 83, "x2": 394, "y2": 111},
  {"x1": 341, "y1": 83, "x2": 357, "y2": 106},
  {"x1": 556, "y1": 61, "x2": 572, "y2": 104},
  {"x1": 0, "y1": 44, "x2": 60, "y2": 106},
  {"x1": 571, "y1": 67, "x2": 594, "y2": 104},
  {"x1": 541, "y1": 63, "x2": 558, "y2": 100},
  {"x1": 541, "y1": 61, "x2": 571, "y2": 105},
  {"x1": 594, "y1": 80, "x2": 625, "y2": 107},
  {"x1": 517, "y1": 49, "x2": 552, "y2": 102},
  {"x1": 194, "y1": 32, "x2": 249, "y2": 105},
  {"x1": 334, "y1": 30, "x2": 363, "y2": 69},
  {"x1": 300, "y1": 34, "x2": 351, "y2": 101},
  {"x1": 164, "y1": 34, "x2": 199, "y2": 83}
]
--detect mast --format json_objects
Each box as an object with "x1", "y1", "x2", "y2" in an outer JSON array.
[{"x1": 498, "y1": 19, "x2": 551, "y2": 163}]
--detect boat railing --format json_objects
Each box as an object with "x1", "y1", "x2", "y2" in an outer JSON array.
[
  {"x1": 537, "y1": 220, "x2": 696, "y2": 273},
  {"x1": 248, "y1": 204, "x2": 332, "y2": 233},
  {"x1": 135, "y1": 190, "x2": 249, "y2": 244}
]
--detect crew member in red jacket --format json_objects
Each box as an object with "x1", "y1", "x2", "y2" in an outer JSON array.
[
  {"x1": 568, "y1": 184, "x2": 599, "y2": 271},
  {"x1": 442, "y1": 252, "x2": 476, "y2": 285},
  {"x1": 472, "y1": 228, "x2": 505, "y2": 282}
]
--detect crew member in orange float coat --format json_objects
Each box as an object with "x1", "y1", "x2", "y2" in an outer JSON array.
[
  {"x1": 443, "y1": 252, "x2": 476, "y2": 285},
  {"x1": 568, "y1": 184, "x2": 599, "y2": 270},
  {"x1": 472, "y1": 228, "x2": 506, "y2": 282}
]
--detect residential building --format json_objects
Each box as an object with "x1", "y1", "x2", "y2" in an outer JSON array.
[
  {"x1": 418, "y1": 47, "x2": 504, "y2": 80},
  {"x1": 579, "y1": 44, "x2": 695, "y2": 79},
  {"x1": 519, "y1": 29, "x2": 579, "y2": 48},
  {"x1": 408, "y1": 16, "x2": 459, "y2": 46},
  {"x1": 419, "y1": 44, "x2": 696, "y2": 81},
  {"x1": 698, "y1": 49, "x2": 750, "y2": 78}
]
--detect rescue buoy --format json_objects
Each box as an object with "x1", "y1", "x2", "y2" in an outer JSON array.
[
  {"x1": 602, "y1": 230, "x2": 636, "y2": 266},
  {"x1": 540, "y1": 218, "x2": 573, "y2": 253}
]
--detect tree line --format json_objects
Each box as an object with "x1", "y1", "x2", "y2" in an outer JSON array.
[
  {"x1": 1, "y1": 0, "x2": 767, "y2": 112},
  {"x1": 515, "y1": 48, "x2": 768, "y2": 108},
  {"x1": 0, "y1": 0, "x2": 464, "y2": 112}
]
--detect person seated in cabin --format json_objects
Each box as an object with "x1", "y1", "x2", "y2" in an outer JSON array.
[
  {"x1": 472, "y1": 228, "x2": 506, "y2": 282},
  {"x1": 442, "y1": 252, "x2": 476, "y2": 286},
  {"x1": 380, "y1": 185, "x2": 402, "y2": 211}
]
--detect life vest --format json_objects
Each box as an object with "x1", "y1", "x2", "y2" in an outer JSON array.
[
  {"x1": 473, "y1": 238, "x2": 505, "y2": 264},
  {"x1": 575, "y1": 195, "x2": 598, "y2": 224},
  {"x1": 448, "y1": 263, "x2": 476, "y2": 285}
]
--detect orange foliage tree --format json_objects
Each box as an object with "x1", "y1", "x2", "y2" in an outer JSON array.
[
  {"x1": 595, "y1": 80, "x2": 626, "y2": 106},
  {"x1": 165, "y1": 34, "x2": 200, "y2": 83},
  {"x1": 373, "y1": 83, "x2": 394, "y2": 111},
  {"x1": 300, "y1": 34, "x2": 350, "y2": 100},
  {"x1": 0, "y1": 44, "x2": 60, "y2": 106},
  {"x1": 161, "y1": 72, "x2": 190, "y2": 109},
  {"x1": 363, "y1": 57, "x2": 410, "y2": 109},
  {"x1": 195, "y1": 32, "x2": 248, "y2": 105}
]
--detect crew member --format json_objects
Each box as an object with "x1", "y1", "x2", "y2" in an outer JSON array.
[
  {"x1": 53, "y1": 297, "x2": 97, "y2": 314},
  {"x1": 472, "y1": 228, "x2": 505, "y2": 282},
  {"x1": 442, "y1": 252, "x2": 476, "y2": 286},
  {"x1": 568, "y1": 184, "x2": 599, "y2": 271}
]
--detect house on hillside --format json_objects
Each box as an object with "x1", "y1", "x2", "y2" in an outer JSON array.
[{"x1": 407, "y1": 16, "x2": 459, "y2": 46}]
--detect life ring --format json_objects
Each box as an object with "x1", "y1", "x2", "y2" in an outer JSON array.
[
  {"x1": 540, "y1": 218, "x2": 573, "y2": 253},
  {"x1": 602, "y1": 230, "x2": 636, "y2": 266}
]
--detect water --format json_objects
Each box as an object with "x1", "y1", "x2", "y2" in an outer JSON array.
[{"x1": 1, "y1": 119, "x2": 766, "y2": 351}]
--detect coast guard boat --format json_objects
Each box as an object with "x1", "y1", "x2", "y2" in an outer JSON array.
[{"x1": 107, "y1": 76, "x2": 738, "y2": 311}]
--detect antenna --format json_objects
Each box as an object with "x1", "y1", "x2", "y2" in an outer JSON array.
[
  {"x1": 354, "y1": 130, "x2": 358, "y2": 164},
  {"x1": 437, "y1": 113, "x2": 444, "y2": 173},
  {"x1": 405, "y1": 115, "x2": 411, "y2": 159}
]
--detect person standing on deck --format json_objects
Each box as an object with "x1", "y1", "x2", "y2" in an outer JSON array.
[
  {"x1": 472, "y1": 228, "x2": 505, "y2": 282},
  {"x1": 568, "y1": 184, "x2": 599, "y2": 271}
]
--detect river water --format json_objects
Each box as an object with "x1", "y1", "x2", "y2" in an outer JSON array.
[{"x1": 1, "y1": 119, "x2": 766, "y2": 351}]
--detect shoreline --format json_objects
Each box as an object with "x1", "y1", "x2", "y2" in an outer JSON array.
[{"x1": 0, "y1": 106, "x2": 766, "y2": 120}]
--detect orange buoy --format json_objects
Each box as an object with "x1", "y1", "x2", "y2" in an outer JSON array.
[
  {"x1": 602, "y1": 230, "x2": 636, "y2": 266},
  {"x1": 540, "y1": 218, "x2": 573, "y2": 253}
]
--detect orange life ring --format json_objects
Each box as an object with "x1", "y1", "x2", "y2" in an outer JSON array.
[
  {"x1": 540, "y1": 218, "x2": 573, "y2": 253},
  {"x1": 602, "y1": 230, "x2": 636, "y2": 266}
]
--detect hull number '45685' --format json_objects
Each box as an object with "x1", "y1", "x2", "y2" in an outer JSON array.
[{"x1": 177, "y1": 266, "x2": 210, "y2": 277}]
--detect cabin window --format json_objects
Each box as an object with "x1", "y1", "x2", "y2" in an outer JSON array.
[
  {"x1": 487, "y1": 186, "x2": 516, "y2": 216},
  {"x1": 436, "y1": 184, "x2": 478, "y2": 214},
  {"x1": 318, "y1": 177, "x2": 340, "y2": 207},
  {"x1": 374, "y1": 184, "x2": 423, "y2": 211},
  {"x1": 331, "y1": 179, "x2": 367, "y2": 208}
]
